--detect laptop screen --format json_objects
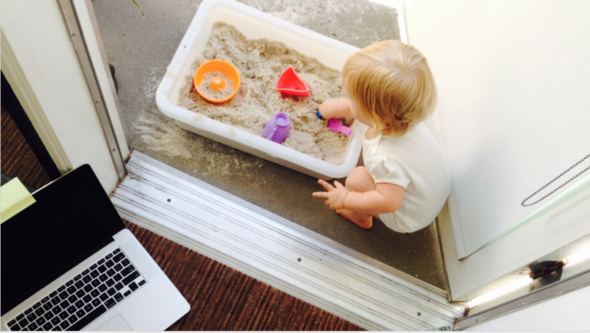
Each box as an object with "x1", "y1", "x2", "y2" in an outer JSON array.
[{"x1": 1, "y1": 165, "x2": 124, "y2": 314}]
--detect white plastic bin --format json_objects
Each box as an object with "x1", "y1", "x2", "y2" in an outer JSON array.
[{"x1": 155, "y1": 0, "x2": 367, "y2": 179}]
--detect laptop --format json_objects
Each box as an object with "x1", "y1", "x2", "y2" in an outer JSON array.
[{"x1": 1, "y1": 165, "x2": 190, "y2": 331}]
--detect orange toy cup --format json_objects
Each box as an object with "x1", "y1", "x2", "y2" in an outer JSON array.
[{"x1": 193, "y1": 60, "x2": 241, "y2": 103}]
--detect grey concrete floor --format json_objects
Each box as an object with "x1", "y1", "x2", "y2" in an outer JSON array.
[{"x1": 93, "y1": 0, "x2": 446, "y2": 290}]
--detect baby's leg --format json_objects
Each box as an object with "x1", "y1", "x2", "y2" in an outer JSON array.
[{"x1": 337, "y1": 166, "x2": 375, "y2": 229}]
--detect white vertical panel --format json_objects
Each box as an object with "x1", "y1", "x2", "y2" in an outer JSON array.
[
  {"x1": 405, "y1": 0, "x2": 590, "y2": 300},
  {"x1": 404, "y1": 0, "x2": 590, "y2": 258}
]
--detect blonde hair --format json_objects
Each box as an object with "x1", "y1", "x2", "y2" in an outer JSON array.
[{"x1": 343, "y1": 40, "x2": 437, "y2": 136}]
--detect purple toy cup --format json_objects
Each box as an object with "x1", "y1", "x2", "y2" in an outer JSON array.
[{"x1": 263, "y1": 113, "x2": 290, "y2": 144}]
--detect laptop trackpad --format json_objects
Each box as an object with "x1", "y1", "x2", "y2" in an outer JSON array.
[{"x1": 96, "y1": 314, "x2": 133, "y2": 331}]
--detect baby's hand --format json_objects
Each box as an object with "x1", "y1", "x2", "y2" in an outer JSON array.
[{"x1": 312, "y1": 179, "x2": 349, "y2": 210}]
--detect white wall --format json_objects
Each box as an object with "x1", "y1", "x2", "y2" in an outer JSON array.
[
  {"x1": 1, "y1": 0, "x2": 121, "y2": 192},
  {"x1": 467, "y1": 286, "x2": 590, "y2": 331},
  {"x1": 404, "y1": 0, "x2": 590, "y2": 300}
]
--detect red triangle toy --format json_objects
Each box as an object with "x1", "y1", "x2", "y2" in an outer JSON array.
[{"x1": 276, "y1": 66, "x2": 309, "y2": 96}]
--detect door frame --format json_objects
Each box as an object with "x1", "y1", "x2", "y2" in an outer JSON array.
[
  {"x1": 1, "y1": 0, "x2": 127, "y2": 193},
  {"x1": 58, "y1": 0, "x2": 129, "y2": 177}
]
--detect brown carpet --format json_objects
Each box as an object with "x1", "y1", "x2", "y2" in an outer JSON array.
[
  {"x1": 127, "y1": 222, "x2": 362, "y2": 331},
  {"x1": 1, "y1": 105, "x2": 52, "y2": 189},
  {"x1": 1, "y1": 105, "x2": 363, "y2": 331}
]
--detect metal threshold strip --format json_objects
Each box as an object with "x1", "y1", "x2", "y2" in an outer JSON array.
[{"x1": 111, "y1": 151, "x2": 466, "y2": 331}]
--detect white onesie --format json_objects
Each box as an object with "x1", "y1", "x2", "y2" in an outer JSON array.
[{"x1": 362, "y1": 123, "x2": 451, "y2": 233}]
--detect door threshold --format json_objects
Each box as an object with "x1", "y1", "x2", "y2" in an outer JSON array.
[{"x1": 111, "y1": 151, "x2": 466, "y2": 330}]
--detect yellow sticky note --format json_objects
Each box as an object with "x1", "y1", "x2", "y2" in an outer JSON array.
[{"x1": 1, "y1": 178, "x2": 36, "y2": 224}]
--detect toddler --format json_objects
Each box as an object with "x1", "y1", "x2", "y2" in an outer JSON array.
[{"x1": 312, "y1": 40, "x2": 451, "y2": 232}]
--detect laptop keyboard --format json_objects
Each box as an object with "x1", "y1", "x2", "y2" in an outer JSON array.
[{"x1": 6, "y1": 248, "x2": 147, "y2": 331}]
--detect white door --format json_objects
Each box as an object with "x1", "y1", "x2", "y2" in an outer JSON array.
[
  {"x1": 405, "y1": 0, "x2": 590, "y2": 300},
  {"x1": 414, "y1": 0, "x2": 590, "y2": 260}
]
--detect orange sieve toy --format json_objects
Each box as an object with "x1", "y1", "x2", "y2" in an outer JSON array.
[{"x1": 193, "y1": 60, "x2": 241, "y2": 103}]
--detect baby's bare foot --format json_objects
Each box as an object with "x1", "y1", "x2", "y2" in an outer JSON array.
[{"x1": 336, "y1": 209, "x2": 373, "y2": 229}]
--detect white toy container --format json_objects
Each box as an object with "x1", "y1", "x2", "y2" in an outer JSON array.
[{"x1": 155, "y1": 0, "x2": 367, "y2": 179}]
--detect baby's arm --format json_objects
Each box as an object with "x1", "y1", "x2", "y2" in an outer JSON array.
[{"x1": 318, "y1": 98, "x2": 354, "y2": 119}]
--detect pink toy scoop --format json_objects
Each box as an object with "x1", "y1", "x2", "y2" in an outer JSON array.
[
  {"x1": 276, "y1": 66, "x2": 309, "y2": 96},
  {"x1": 328, "y1": 118, "x2": 351, "y2": 136}
]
